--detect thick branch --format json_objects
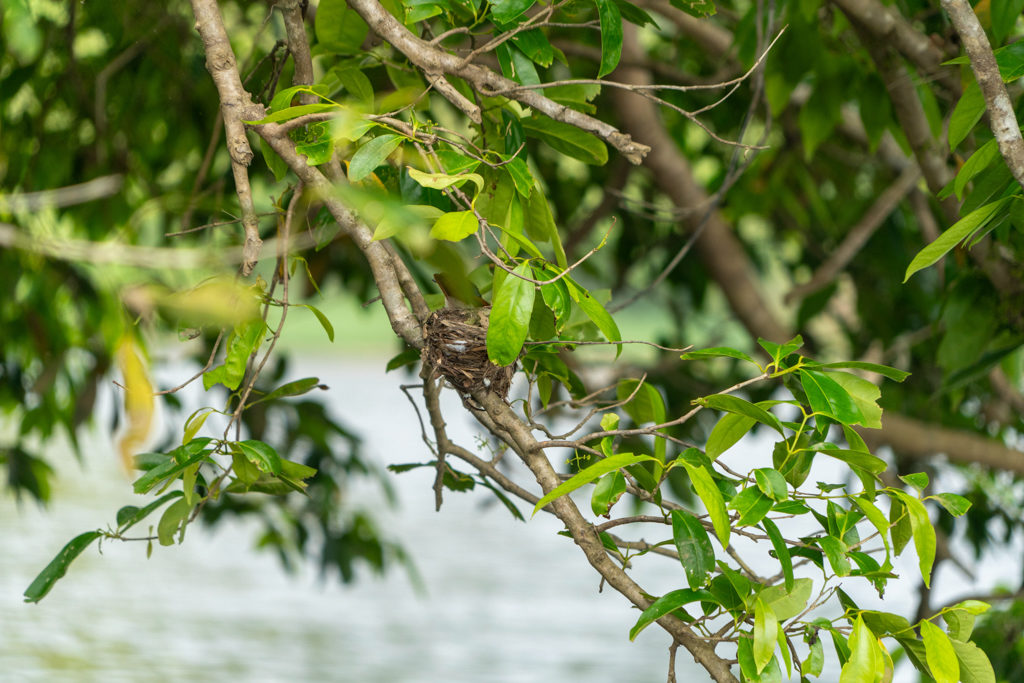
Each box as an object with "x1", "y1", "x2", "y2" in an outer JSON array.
[
  {"x1": 258, "y1": 125, "x2": 425, "y2": 347},
  {"x1": 344, "y1": 0, "x2": 650, "y2": 164},
  {"x1": 830, "y1": 0, "x2": 960, "y2": 96},
  {"x1": 473, "y1": 391, "x2": 738, "y2": 682},
  {"x1": 190, "y1": 0, "x2": 265, "y2": 274},
  {"x1": 942, "y1": 0, "x2": 1024, "y2": 192},
  {"x1": 860, "y1": 412, "x2": 1024, "y2": 476}
]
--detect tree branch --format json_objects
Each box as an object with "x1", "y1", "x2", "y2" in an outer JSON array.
[
  {"x1": 190, "y1": 0, "x2": 266, "y2": 274},
  {"x1": 343, "y1": 0, "x2": 651, "y2": 164},
  {"x1": 942, "y1": 0, "x2": 1024, "y2": 192},
  {"x1": 830, "y1": 0, "x2": 960, "y2": 96}
]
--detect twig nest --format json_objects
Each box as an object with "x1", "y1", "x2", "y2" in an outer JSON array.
[{"x1": 423, "y1": 307, "x2": 515, "y2": 399}]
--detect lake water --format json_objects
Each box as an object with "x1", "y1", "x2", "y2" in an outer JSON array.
[{"x1": 2, "y1": 355, "x2": 1020, "y2": 681}]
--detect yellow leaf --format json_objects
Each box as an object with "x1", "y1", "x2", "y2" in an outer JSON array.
[{"x1": 117, "y1": 336, "x2": 155, "y2": 472}]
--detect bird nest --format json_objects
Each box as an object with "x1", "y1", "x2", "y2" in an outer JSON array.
[{"x1": 423, "y1": 307, "x2": 515, "y2": 399}]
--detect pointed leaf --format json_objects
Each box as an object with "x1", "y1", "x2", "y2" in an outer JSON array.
[
  {"x1": 628, "y1": 588, "x2": 711, "y2": 640},
  {"x1": 23, "y1": 531, "x2": 102, "y2": 603},
  {"x1": 904, "y1": 197, "x2": 1013, "y2": 281},
  {"x1": 892, "y1": 490, "x2": 936, "y2": 588},
  {"x1": 761, "y1": 518, "x2": 794, "y2": 591},
  {"x1": 706, "y1": 413, "x2": 756, "y2": 459},
  {"x1": 532, "y1": 452, "x2": 656, "y2": 516},
  {"x1": 671, "y1": 509, "x2": 715, "y2": 589},
  {"x1": 430, "y1": 210, "x2": 480, "y2": 242},
  {"x1": 921, "y1": 620, "x2": 959, "y2": 683},
  {"x1": 487, "y1": 261, "x2": 535, "y2": 366},
  {"x1": 754, "y1": 598, "x2": 779, "y2": 674},
  {"x1": 594, "y1": 0, "x2": 623, "y2": 77},
  {"x1": 348, "y1": 134, "x2": 403, "y2": 182},
  {"x1": 799, "y1": 369, "x2": 864, "y2": 424},
  {"x1": 235, "y1": 439, "x2": 283, "y2": 475},
  {"x1": 699, "y1": 394, "x2": 784, "y2": 435}
]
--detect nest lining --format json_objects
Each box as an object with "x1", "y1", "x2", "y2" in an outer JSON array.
[{"x1": 423, "y1": 307, "x2": 515, "y2": 399}]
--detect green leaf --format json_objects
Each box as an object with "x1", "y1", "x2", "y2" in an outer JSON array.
[
  {"x1": 671, "y1": 509, "x2": 715, "y2": 589},
  {"x1": 680, "y1": 346, "x2": 758, "y2": 364},
  {"x1": 116, "y1": 491, "x2": 184, "y2": 531},
  {"x1": 669, "y1": 0, "x2": 716, "y2": 18},
  {"x1": 591, "y1": 470, "x2": 626, "y2": 516},
  {"x1": 386, "y1": 348, "x2": 421, "y2": 372},
  {"x1": 511, "y1": 29, "x2": 554, "y2": 68},
  {"x1": 949, "y1": 80, "x2": 985, "y2": 151},
  {"x1": 950, "y1": 639, "x2": 996, "y2": 683},
  {"x1": 524, "y1": 191, "x2": 567, "y2": 268},
  {"x1": 235, "y1": 439, "x2": 283, "y2": 475},
  {"x1": 698, "y1": 394, "x2": 784, "y2": 435},
  {"x1": 754, "y1": 598, "x2": 779, "y2": 674},
  {"x1": 245, "y1": 102, "x2": 339, "y2": 125},
  {"x1": 904, "y1": 197, "x2": 1013, "y2": 281},
  {"x1": 812, "y1": 447, "x2": 886, "y2": 476},
  {"x1": 565, "y1": 278, "x2": 621, "y2": 354},
  {"x1": 900, "y1": 472, "x2": 929, "y2": 493},
  {"x1": 852, "y1": 495, "x2": 892, "y2": 560},
  {"x1": 348, "y1": 134, "x2": 403, "y2": 182},
  {"x1": 954, "y1": 138, "x2": 1000, "y2": 201},
  {"x1": 754, "y1": 468, "x2": 788, "y2": 501},
  {"x1": 799, "y1": 369, "x2": 864, "y2": 424},
  {"x1": 892, "y1": 490, "x2": 936, "y2": 588},
  {"x1": 495, "y1": 42, "x2": 540, "y2": 85},
  {"x1": 675, "y1": 453, "x2": 730, "y2": 547},
  {"x1": 761, "y1": 518, "x2": 794, "y2": 591},
  {"x1": 818, "y1": 535, "x2": 851, "y2": 576},
  {"x1": 520, "y1": 116, "x2": 608, "y2": 165},
  {"x1": 491, "y1": 0, "x2": 535, "y2": 24},
  {"x1": 253, "y1": 377, "x2": 323, "y2": 405},
  {"x1": 921, "y1": 620, "x2": 959, "y2": 683},
  {"x1": 760, "y1": 578, "x2": 813, "y2": 621},
  {"x1": 535, "y1": 268, "x2": 571, "y2": 330},
  {"x1": 259, "y1": 137, "x2": 289, "y2": 181},
  {"x1": 133, "y1": 439, "x2": 214, "y2": 494},
  {"x1": 943, "y1": 608, "x2": 976, "y2": 642},
  {"x1": 759, "y1": 336, "x2": 804, "y2": 366},
  {"x1": 157, "y1": 498, "x2": 192, "y2": 547},
  {"x1": 628, "y1": 588, "x2": 711, "y2": 640},
  {"x1": 407, "y1": 166, "x2": 484, "y2": 194},
  {"x1": 889, "y1": 496, "x2": 912, "y2": 556},
  {"x1": 501, "y1": 156, "x2": 535, "y2": 198},
  {"x1": 203, "y1": 319, "x2": 267, "y2": 391},
  {"x1": 706, "y1": 412, "x2": 756, "y2": 459},
  {"x1": 840, "y1": 616, "x2": 878, "y2": 683},
  {"x1": 23, "y1": 531, "x2": 102, "y2": 603},
  {"x1": 616, "y1": 379, "x2": 666, "y2": 425},
  {"x1": 333, "y1": 66, "x2": 375, "y2": 108},
  {"x1": 615, "y1": 0, "x2": 658, "y2": 27},
  {"x1": 594, "y1": 0, "x2": 623, "y2": 78},
  {"x1": 730, "y1": 486, "x2": 773, "y2": 526},
  {"x1": 825, "y1": 371, "x2": 882, "y2": 428},
  {"x1": 737, "y1": 636, "x2": 782, "y2": 683},
  {"x1": 804, "y1": 634, "x2": 825, "y2": 677},
  {"x1": 532, "y1": 452, "x2": 656, "y2": 516},
  {"x1": 487, "y1": 261, "x2": 535, "y2": 366},
  {"x1": 182, "y1": 407, "x2": 214, "y2": 445},
  {"x1": 430, "y1": 210, "x2": 480, "y2": 242},
  {"x1": 813, "y1": 361, "x2": 910, "y2": 382},
  {"x1": 299, "y1": 304, "x2": 335, "y2": 342},
  {"x1": 231, "y1": 451, "x2": 261, "y2": 486},
  {"x1": 930, "y1": 492, "x2": 972, "y2": 517},
  {"x1": 315, "y1": 0, "x2": 369, "y2": 53}
]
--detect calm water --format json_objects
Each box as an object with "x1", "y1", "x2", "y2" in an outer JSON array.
[{"x1": 1, "y1": 356, "x2": 1019, "y2": 682}]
